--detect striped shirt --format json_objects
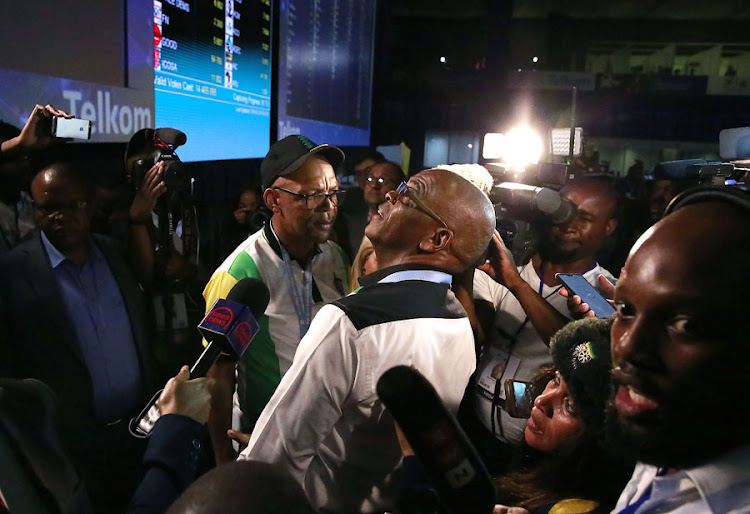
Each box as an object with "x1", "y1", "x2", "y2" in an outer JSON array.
[{"x1": 203, "y1": 223, "x2": 349, "y2": 431}]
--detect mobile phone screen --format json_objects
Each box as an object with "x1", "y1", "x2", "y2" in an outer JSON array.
[
  {"x1": 505, "y1": 379, "x2": 533, "y2": 418},
  {"x1": 556, "y1": 273, "x2": 616, "y2": 318}
]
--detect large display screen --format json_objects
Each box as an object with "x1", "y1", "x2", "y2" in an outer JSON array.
[
  {"x1": 0, "y1": 0, "x2": 272, "y2": 162},
  {"x1": 154, "y1": 0, "x2": 273, "y2": 161},
  {"x1": 276, "y1": 0, "x2": 376, "y2": 146}
]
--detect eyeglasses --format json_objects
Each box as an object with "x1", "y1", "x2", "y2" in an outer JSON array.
[
  {"x1": 391, "y1": 182, "x2": 449, "y2": 229},
  {"x1": 32, "y1": 200, "x2": 88, "y2": 217},
  {"x1": 366, "y1": 175, "x2": 398, "y2": 188},
  {"x1": 272, "y1": 187, "x2": 344, "y2": 210}
]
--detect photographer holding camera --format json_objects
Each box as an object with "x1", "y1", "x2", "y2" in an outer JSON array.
[{"x1": 466, "y1": 176, "x2": 619, "y2": 470}]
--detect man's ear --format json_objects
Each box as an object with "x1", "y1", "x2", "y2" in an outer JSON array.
[
  {"x1": 605, "y1": 218, "x2": 618, "y2": 238},
  {"x1": 418, "y1": 228, "x2": 452, "y2": 253},
  {"x1": 263, "y1": 188, "x2": 281, "y2": 213}
]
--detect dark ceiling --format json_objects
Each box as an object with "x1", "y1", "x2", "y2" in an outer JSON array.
[{"x1": 390, "y1": 0, "x2": 750, "y2": 20}]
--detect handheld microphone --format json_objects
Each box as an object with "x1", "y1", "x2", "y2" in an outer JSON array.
[
  {"x1": 377, "y1": 366, "x2": 496, "y2": 514},
  {"x1": 130, "y1": 278, "x2": 270, "y2": 438}
]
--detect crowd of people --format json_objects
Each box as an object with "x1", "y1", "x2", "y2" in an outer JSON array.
[{"x1": 0, "y1": 103, "x2": 748, "y2": 514}]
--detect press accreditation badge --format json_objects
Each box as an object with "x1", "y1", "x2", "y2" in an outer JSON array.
[{"x1": 476, "y1": 346, "x2": 521, "y2": 401}]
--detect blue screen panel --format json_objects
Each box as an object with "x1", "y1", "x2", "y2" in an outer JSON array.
[{"x1": 153, "y1": 0, "x2": 272, "y2": 161}]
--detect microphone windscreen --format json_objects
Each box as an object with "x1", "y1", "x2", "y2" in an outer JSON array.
[
  {"x1": 226, "y1": 278, "x2": 271, "y2": 318},
  {"x1": 378, "y1": 366, "x2": 496, "y2": 514},
  {"x1": 155, "y1": 127, "x2": 187, "y2": 147}
]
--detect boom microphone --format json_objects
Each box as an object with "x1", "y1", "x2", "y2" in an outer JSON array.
[
  {"x1": 130, "y1": 278, "x2": 270, "y2": 437},
  {"x1": 377, "y1": 366, "x2": 496, "y2": 514}
]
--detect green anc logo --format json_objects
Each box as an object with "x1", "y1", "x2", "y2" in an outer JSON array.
[{"x1": 296, "y1": 135, "x2": 316, "y2": 150}]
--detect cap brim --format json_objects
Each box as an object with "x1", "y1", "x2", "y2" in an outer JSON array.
[{"x1": 278, "y1": 144, "x2": 345, "y2": 180}]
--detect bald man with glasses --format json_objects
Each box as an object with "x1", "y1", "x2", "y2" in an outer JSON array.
[
  {"x1": 239, "y1": 168, "x2": 496, "y2": 513},
  {"x1": 202, "y1": 135, "x2": 351, "y2": 464}
]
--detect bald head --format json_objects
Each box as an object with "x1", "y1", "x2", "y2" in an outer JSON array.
[
  {"x1": 418, "y1": 168, "x2": 496, "y2": 268},
  {"x1": 167, "y1": 461, "x2": 314, "y2": 514},
  {"x1": 628, "y1": 200, "x2": 750, "y2": 298},
  {"x1": 366, "y1": 168, "x2": 495, "y2": 273},
  {"x1": 31, "y1": 162, "x2": 91, "y2": 200}
]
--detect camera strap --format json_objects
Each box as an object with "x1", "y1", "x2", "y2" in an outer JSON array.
[{"x1": 270, "y1": 221, "x2": 313, "y2": 338}]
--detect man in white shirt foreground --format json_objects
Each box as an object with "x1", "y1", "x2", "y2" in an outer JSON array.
[
  {"x1": 607, "y1": 187, "x2": 750, "y2": 513},
  {"x1": 240, "y1": 168, "x2": 495, "y2": 513}
]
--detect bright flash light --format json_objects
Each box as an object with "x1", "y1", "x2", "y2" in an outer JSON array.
[
  {"x1": 532, "y1": 56, "x2": 539, "y2": 63},
  {"x1": 440, "y1": 56, "x2": 447, "y2": 63},
  {"x1": 503, "y1": 126, "x2": 543, "y2": 167},
  {"x1": 482, "y1": 133, "x2": 505, "y2": 160}
]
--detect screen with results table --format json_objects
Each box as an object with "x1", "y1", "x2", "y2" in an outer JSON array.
[
  {"x1": 276, "y1": 0, "x2": 376, "y2": 147},
  {"x1": 154, "y1": 0, "x2": 272, "y2": 161}
]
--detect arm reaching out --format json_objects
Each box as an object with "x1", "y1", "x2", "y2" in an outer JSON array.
[
  {"x1": 0, "y1": 104, "x2": 74, "y2": 159},
  {"x1": 478, "y1": 231, "x2": 567, "y2": 344},
  {"x1": 559, "y1": 274, "x2": 616, "y2": 319}
]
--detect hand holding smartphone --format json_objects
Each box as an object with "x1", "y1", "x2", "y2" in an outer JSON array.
[
  {"x1": 51, "y1": 117, "x2": 91, "y2": 140},
  {"x1": 556, "y1": 273, "x2": 616, "y2": 318},
  {"x1": 504, "y1": 379, "x2": 533, "y2": 418}
]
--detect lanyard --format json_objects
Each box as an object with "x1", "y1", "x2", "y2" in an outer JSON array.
[{"x1": 270, "y1": 221, "x2": 314, "y2": 338}]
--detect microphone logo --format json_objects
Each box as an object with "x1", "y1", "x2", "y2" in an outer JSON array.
[
  {"x1": 233, "y1": 321, "x2": 254, "y2": 351},
  {"x1": 205, "y1": 306, "x2": 234, "y2": 327},
  {"x1": 197, "y1": 298, "x2": 261, "y2": 358}
]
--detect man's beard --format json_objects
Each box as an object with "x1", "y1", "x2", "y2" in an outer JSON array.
[
  {"x1": 604, "y1": 385, "x2": 750, "y2": 470},
  {"x1": 538, "y1": 235, "x2": 581, "y2": 264}
]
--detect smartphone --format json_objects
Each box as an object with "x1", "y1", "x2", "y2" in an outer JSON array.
[
  {"x1": 556, "y1": 273, "x2": 616, "y2": 318},
  {"x1": 51, "y1": 117, "x2": 92, "y2": 140},
  {"x1": 504, "y1": 379, "x2": 533, "y2": 418}
]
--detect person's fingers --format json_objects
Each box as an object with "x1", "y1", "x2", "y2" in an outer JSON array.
[
  {"x1": 585, "y1": 310, "x2": 596, "y2": 318},
  {"x1": 597, "y1": 274, "x2": 616, "y2": 298},
  {"x1": 477, "y1": 262, "x2": 492, "y2": 276},
  {"x1": 559, "y1": 287, "x2": 570, "y2": 298},
  {"x1": 150, "y1": 182, "x2": 167, "y2": 199},
  {"x1": 227, "y1": 429, "x2": 251, "y2": 449},
  {"x1": 187, "y1": 376, "x2": 215, "y2": 388},
  {"x1": 572, "y1": 295, "x2": 582, "y2": 305},
  {"x1": 175, "y1": 365, "x2": 190, "y2": 382},
  {"x1": 144, "y1": 162, "x2": 163, "y2": 188},
  {"x1": 36, "y1": 104, "x2": 51, "y2": 118},
  {"x1": 44, "y1": 104, "x2": 70, "y2": 118}
]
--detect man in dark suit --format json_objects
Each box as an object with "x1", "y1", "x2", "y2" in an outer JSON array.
[{"x1": 0, "y1": 162, "x2": 162, "y2": 512}]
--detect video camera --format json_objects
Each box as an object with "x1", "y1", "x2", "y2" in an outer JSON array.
[
  {"x1": 654, "y1": 159, "x2": 748, "y2": 186},
  {"x1": 653, "y1": 126, "x2": 750, "y2": 190},
  {"x1": 482, "y1": 163, "x2": 579, "y2": 264},
  {"x1": 480, "y1": 127, "x2": 584, "y2": 263}
]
